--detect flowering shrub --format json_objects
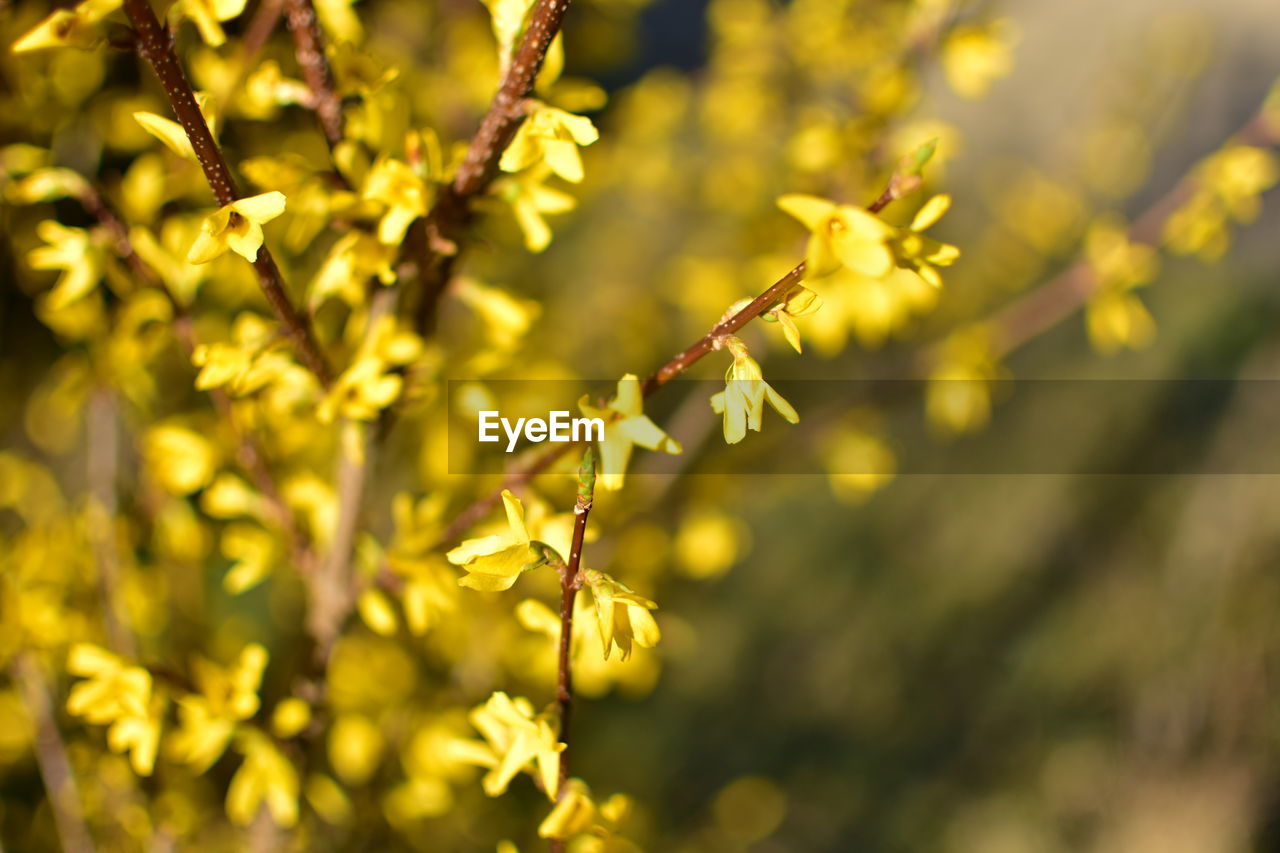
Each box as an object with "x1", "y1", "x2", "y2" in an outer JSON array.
[{"x1": 1, "y1": 0, "x2": 1278, "y2": 850}]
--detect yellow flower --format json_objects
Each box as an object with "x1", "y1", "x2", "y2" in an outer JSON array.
[
  {"x1": 318, "y1": 316, "x2": 423, "y2": 422},
  {"x1": 761, "y1": 285, "x2": 823, "y2": 353},
  {"x1": 170, "y1": 0, "x2": 249, "y2": 47},
  {"x1": 5, "y1": 167, "x2": 89, "y2": 203},
  {"x1": 66, "y1": 644, "x2": 162, "y2": 775},
  {"x1": 11, "y1": 0, "x2": 121, "y2": 52},
  {"x1": 499, "y1": 166, "x2": 578, "y2": 252},
  {"x1": 582, "y1": 569, "x2": 660, "y2": 661},
  {"x1": 893, "y1": 194, "x2": 960, "y2": 287},
  {"x1": 538, "y1": 779, "x2": 632, "y2": 842},
  {"x1": 447, "y1": 490, "x2": 540, "y2": 591},
  {"x1": 500, "y1": 104, "x2": 599, "y2": 184},
  {"x1": 1199, "y1": 145, "x2": 1279, "y2": 222},
  {"x1": 578, "y1": 374, "x2": 681, "y2": 491},
  {"x1": 28, "y1": 220, "x2": 104, "y2": 311},
  {"x1": 941, "y1": 21, "x2": 1017, "y2": 100},
  {"x1": 1083, "y1": 217, "x2": 1158, "y2": 355},
  {"x1": 226, "y1": 730, "x2": 299, "y2": 827},
  {"x1": 220, "y1": 523, "x2": 278, "y2": 593},
  {"x1": 710, "y1": 338, "x2": 798, "y2": 445},
  {"x1": 192, "y1": 313, "x2": 312, "y2": 399},
  {"x1": 170, "y1": 644, "x2": 268, "y2": 771},
  {"x1": 777, "y1": 194, "x2": 896, "y2": 279},
  {"x1": 462, "y1": 692, "x2": 564, "y2": 799},
  {"x1": 187, "y1": 192, "x2": 287, "y2": 264},
  {"x1": 133, "y1": 93, "x2": 219, "y2": 162},
  {"x1": 142, "y1": 424, "x2": 217, "y2": 495},
  {"x1": 362, "y1": 156, "x2": 430, "y2": 245},
  {"x1": 309, "y1": 231, "x2": 397, "y2": 308}
]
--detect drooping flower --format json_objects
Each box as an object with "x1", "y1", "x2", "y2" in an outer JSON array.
[
  {"x1": 498, "y1": 165, "x2": 578, "y2": 252},
  {"x1": 226, "y1": 729, "x2": 299, "y2": 827},
  {"x1": 892, "y1": 194, "x2": 960, "y2": 287},
  {"x1": 777, "y1": 194, "x2": 896, "y2": 279},
  {"x1": 582, "y1": 569, "x2": 660, "y2": 661},
  {"x1": 169, "y1": 0, "x2": 249, "y2": 48},
  {"x1": 710, "y1": 337, "x2": 799, "y2": 445},
  {"x1": 362, "y1": 156, "x2": 430, "y2": 244},
  {"x1": 500, "y1": 104, "x2": 599, "y2": 184},
  {"x1": 447, "y1": 490, "x2": 541, "y2": 591},
  {"x1": 11, "y1": 0, "x2": 121, "y2": 52},
  {"x1": 578, "y1": 374, "x2": 682, "y2": 491},
  {"x1": 460, "y1": 692, "x2": 564, "y2": 800},
  {"x1": 170, "y1": 644, "x2": 269, "y2": 771},
  {"x1": 186, "y1": 192, "x2": 287, "y2": 264}
]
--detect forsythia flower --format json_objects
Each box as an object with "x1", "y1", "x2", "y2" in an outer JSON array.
[
  {"x1": 711, "y1": 337, "x2": 799, "y2": 445},
  {"x1": 192, "y1": 313, "x2": 313, "y2": 399},
  {"x1": 463, "y1": 692, "x2": 564, "y2": 799},
  {"x1": 66, "y1": 644, "x2": 162, "y2": 775},
  {"x1": 28, "y1": 221, "x2": 104, "y2": 310},
  {"x1": 926, "y1": 331, "x2": 1001, "y2": 435},
  {"x1": 187, "y1": 192, "x2": 287, "y2": 264},
  {"x1": 500, "y1": 104, "x2": 599, "y2": 184},
  {"x1": 1084, "y1": 217, "x2": 1159, "y2": 354},
  {"x1": 318, "y1": 316, "x2": 423, "y2": 421},
  {"x1": 220, "y1": 523, "x2": 278, "y2": 593},
  {"x1": 142, "y1": 424, "x2": 218, "y2": 495},
  {"x1": 941, "y1": 21, "x2": 1018, "y2": 99},
  {"x1": 170, "y1": 644, "x2": 269, "y2": 771},
  {"x1": 538, "y1": 779, "x2": 632, "y2": 842},
  {"x1": 499, "y1": 166, "x2": 578, "y2": 252},
  {"x1": 893, "y1": 194, "x2": 960, "y2": 287},
  {"x1": 447, "y1": 490, "x2": 540, "y2": 591},
  {"x1": 11, "y1": 0, "x2": 121, "y2": 52},
  {"x1": 170, "y1": 0, "x2": 249, "y2": 47},
  {"x1": 310, "y1": 231, "x2": 397, "y2": 308},
  {"x1": 1199, "y1": 145, "x2": 1279, "y2": 221},
  {"x1": 133, "y1": 93, "x2": 219, "y2": 162},
  {"x1": 226, "y1": 730, "x2": 300, "y2": 827},
  {"x1": 582, "y1": 569, "x2": 660, "y2": 661},
  {"x1": 362, "y1": 157, "x2": 430, "y2": 244},
  {"x1": 761, "y1": 285, "x2": 823, "y2": 353},
  {"x1": 578, "y1": 374, "x2": 682, "y2": 491},
  {"x1": 777, "y1": 194, "x2": 896, "y2": 279}
]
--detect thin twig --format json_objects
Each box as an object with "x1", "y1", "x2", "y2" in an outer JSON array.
[
  {"x1": 283, "y1": 0, "x2": 344, "y2": 149},
  {"x1": 121, "y1": 0, "x2": 333, "y2": 387},
  {"x1": 954, "y1": 113, "x2": 1280, "y2": 362},
  {"x1": 410, "y1": 0, "x2": 575, "y2": 332},
  {"x1": 549, "y1": 449, "x2": 594, "y2": 853},
  {"x1": 438, "y1": 187, "x2": 899, "y2": 543},
  {"x1": 11, "y1": 653, "x2": 96, "y2": 853}
]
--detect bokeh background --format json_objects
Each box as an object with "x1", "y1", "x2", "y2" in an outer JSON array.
[{"x1": 3, "y1": 0, "x2": 1280, "y2": 850}]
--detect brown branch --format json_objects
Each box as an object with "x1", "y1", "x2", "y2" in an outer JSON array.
[
  {"x1": 548, "y1": 449, "x2": 594, "y2": 853},
  {"x1": 11, "y1": 653, "x2": 96, "y2": 853},
  {"x1": 965, "y1": 113, "x2": 1280, "y2": 361},
  {"x1": 436, "y1": 187, "x2": 901, "y2": 545},
  {"x1": 283, "y1": 0, "x2": 344, "y2": 149},
  {"x1": 410, "y1": 0, "x2": 575, "y2": 332},
  {"x1": 121, "y1": 0, "x2": 334, "y2": 387}
]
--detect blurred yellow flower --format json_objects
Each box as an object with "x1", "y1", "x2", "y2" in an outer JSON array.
[
  {"x1": 463, "y1": 692, "x2": 564, "y2": 799},
  {"x1": 170, "y1": 0, "x2": 249, "y2": 48},
  {"x1": 66, "y1": 644, "x2": 162, "y2": 775},
  {"x1": 500, "y1": 166, "x2": 578, "y2": 251},
  {"x1": 187, "y1": 192, "x2": 287, "y2": 264},
  {"x1": 11, "y1": 0, "x2": 121, "y2": 52},
  {"x1": 941, "y1": 21, "x2": 1017, "y2": 100},
  {"x1": 226, "y1": 730, "x2": 299, "y2": 827},
  {"x1": 171, "y1": 644, "x2": 268, "y2": 771},
  {"x1": 362, "y1": 157, "x2": 430, "y2": 244},
  {"x1": 142, "y1": 424, "x2": 217, "y2": 495},
  {"x1": 28, "y1": 220, "x2": 104, "y2": 311}
]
